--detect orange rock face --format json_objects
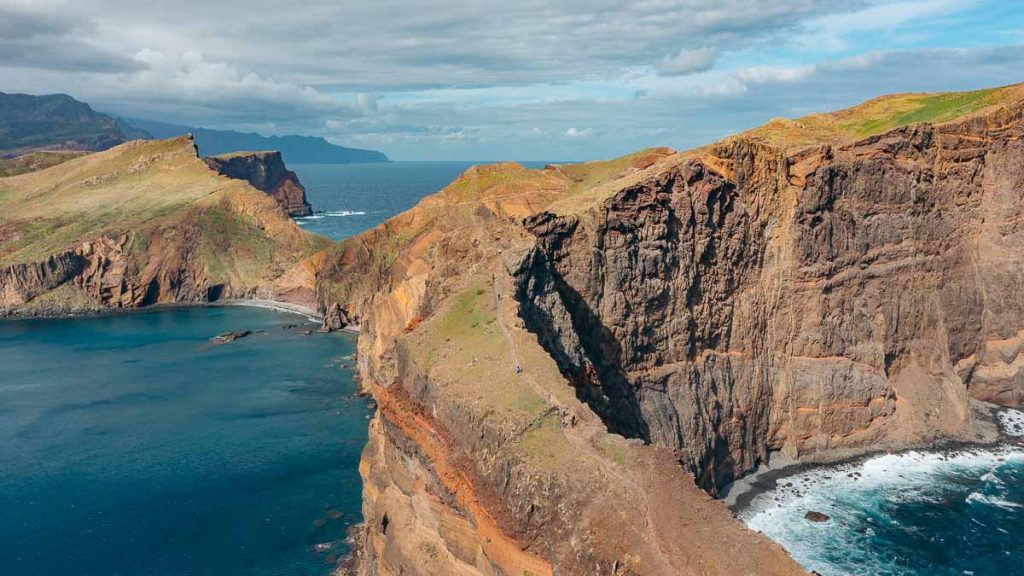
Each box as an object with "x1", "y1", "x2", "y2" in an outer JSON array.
[{"x1": 320, "y1": 90, "x2": 1024, "y2": 575}]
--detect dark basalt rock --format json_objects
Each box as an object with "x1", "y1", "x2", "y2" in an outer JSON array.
[
  {"x1": 205, "y1": 151, "x2": 313, "y2": 217},
  {"x1": 211, "y1": 330, "x2": 251, "y2": 344},
  {"x1": 804, "y1": 511, "x2": 830, "y2": 523},
  {"x1": 321, "y1": 302, "x2": 351, "y2": 332}
]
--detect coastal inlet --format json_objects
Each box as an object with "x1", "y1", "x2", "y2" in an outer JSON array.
[{"x1": 0, "y1": 306, "x2": 370, "y2": 576}]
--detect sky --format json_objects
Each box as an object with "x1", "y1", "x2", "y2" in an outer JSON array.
[{"x1": 1, "y1": 0, "x2": 1023, "y2": 161}]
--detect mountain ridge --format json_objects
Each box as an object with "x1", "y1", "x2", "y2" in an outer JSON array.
[
  {"x1": 121, "y1": 116, "x2": 389, "y2": 164},
  {"x1": 0, "y1": 91, "x2": 151, "y2": 156}
]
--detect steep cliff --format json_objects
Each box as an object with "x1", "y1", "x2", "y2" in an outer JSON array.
[
  {"x1": 205, "y1": 151, "x2": 314, "y2": 217},
  {"x1": 0, "y1": 136, "x2": 329, "y2": 316},
  {"x1": 317, "y1": 84, "x2": 1024, "y2": 575}
]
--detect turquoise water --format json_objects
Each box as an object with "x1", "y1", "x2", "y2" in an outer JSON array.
[
  {"x1": 0, "y1": 307, "x2": 370, "y2": 575},
  {"x1": 291, "y1": 161, "x2": 553, "y2": 240},
  {"x1": 741, "y1": 439, "x2": 1024, "y2": 576}
]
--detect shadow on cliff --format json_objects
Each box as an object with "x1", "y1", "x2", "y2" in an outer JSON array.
[{"x1": 514, "y1": 246, "x2": 651, "y2": 444}]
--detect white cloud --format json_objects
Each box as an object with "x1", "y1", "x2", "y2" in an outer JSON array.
[
  {"x1": 123, "y1": 49, "x2": 336, "y2": 109},
  {"x1": 656, "y1": 47, "x2": 718, "y2": 76},
  {"x1": 564, "y1": 127, "x2": 593, "y2": 138}
]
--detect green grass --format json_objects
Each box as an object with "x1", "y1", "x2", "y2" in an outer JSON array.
[
  {"x1": 196, "y1": 205, "x2": 277, "y2": 283},
  {"x1": 740, "y1": 84, "x2": 1021, "y2": 149},
  {"x1": 840, "y1": 88, "x2": 1001, "y2": 138}
]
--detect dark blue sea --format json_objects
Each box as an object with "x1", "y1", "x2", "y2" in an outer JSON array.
[
  {"x1": 0, "y1": 307, "x2": 369, "y2": 575},
  {"x1": 291, "y1": 161, "x2": 551, "y2": 240},
  {"x1": 741, "y1": 429, "x2": 1024, "y2": 576}
]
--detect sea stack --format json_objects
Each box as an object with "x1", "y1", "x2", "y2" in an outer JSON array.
[{"x1": 205, "y1": 151, "x2": 313, "y2": 217}]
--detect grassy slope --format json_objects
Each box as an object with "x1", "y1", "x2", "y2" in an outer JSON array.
[
  {"x1": 0, "y1": 135, "x2": 328, "y2": 288},
  {"x1": 0, "y1": 150, "x2": 89, "y2": 177},
  {"x1": 738, "y1": 83, "x2": 1022, "y2": 149}
]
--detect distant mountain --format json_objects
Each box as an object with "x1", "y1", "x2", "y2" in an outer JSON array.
[
  {"x1": 0, "y1": 92, "x2": 151, "y2": 154},
  {"x1": 122, "y1": 117, "x2": 389, "y2": 164}
]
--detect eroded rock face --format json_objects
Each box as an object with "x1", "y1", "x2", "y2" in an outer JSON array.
[
  {"x1": 205, "y1": 151, "x2": 313, "y2": 217},
  {"x1": 321, "y1": 302, "x2": 351, "y2": 331},
  {"x1": 514, "y1": 105, "x2": 1024, "y2": 495}
]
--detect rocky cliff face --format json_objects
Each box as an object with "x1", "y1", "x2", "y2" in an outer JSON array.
[
  {"x1": 513, "y1": 102, "x2": 1024, "y2": 495},
  {"x1": 315, "y1": 86, "x2": 1024, "y2": 575},
  {"x1": 0, "y1": 136, "x2": 328, "y2": 316},
  {"x1": 205, "y1": 151, "x2": 313, "y2": 217},
  {"x1": 317, "y1": 159, "x2": 804, "y2": 574}
]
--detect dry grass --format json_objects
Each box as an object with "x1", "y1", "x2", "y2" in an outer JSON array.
[
  {"x1": 737, "y1": 83, "x2": 1023, "y2": 150},
  {"x1": 0, "y1": 135, "x2": 327, "y2": 282}
]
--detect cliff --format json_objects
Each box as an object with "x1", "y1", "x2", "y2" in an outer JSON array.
[
  {"x1": 6, "y1": 83, "x2": 1024, "y2": 574},
  {"x1": 205, "y1": 151, "x2": 314, "y2": 217},
  {"x1": 317, "y1": 84, "x2": 1024, "y2": 575},
  {"x1": 0, "y1": 135, "x2": 329, "y2": 316}
]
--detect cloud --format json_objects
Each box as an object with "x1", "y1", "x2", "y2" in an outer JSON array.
[
  {"x1": 657, "y1": 47, "x2": 718, "y2": 76},
  {"x1": 0, "y1": 6, "x2": 144, "y2": 72},
  {"x1": 0, "y1": 0, "x2": 1019, "y2": 160}
]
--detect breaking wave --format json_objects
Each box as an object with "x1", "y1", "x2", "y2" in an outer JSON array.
[
  {"x1": 740, "y1": 414, "x2": 1024, "y2": 575},
  {"x1": 296, "y1": 210, "x2": 367, "y2": 221}
]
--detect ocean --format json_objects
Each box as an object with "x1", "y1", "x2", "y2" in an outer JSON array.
[
  {"x1": 740, "y1": 412, "x2": 1024, "y2": 576},
  {"x1": 0, "y1": 160, "x2": 539, "y2": 576},
  {"x1": 0, "y1": 307, "x2": 369, "y2": 575},
  {"x1": 290, "y1": 161, "x2": 552, "y2": 240}
]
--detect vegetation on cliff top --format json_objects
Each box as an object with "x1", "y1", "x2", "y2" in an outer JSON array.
[
  {"x1": 739, "y1": 83, "x2": 1021, "y2": 149},
  {"x1": 0, "y1": 135, "x2": 327, "y2": 290}
]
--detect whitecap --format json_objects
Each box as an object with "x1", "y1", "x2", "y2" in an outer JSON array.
[
  {"x1": 295, "y1": 210, "x2": 367, "y2": 222},
  {"x1": 998, "y1": 408, "x2": 1024, "y2": 437},
  {"x1": 741, "y1": 445, "x2": 1024, "y2": 575},
  {"x1": 966, "y1": 491, "x2": 1022, "y2": 510}
]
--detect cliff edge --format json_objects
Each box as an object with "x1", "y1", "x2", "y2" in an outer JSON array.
[
  {"x1": 318, "y1": 83, "x2": 1024, "y2": 575},
  {"x1": 0, "y1": 135, "x2": 329, "y2": 316},
  {"x1": 205, "y1": 150, "x2": 314, "y2": 217}
]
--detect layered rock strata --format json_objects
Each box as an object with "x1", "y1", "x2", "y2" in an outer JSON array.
[
  {"x1": 205, "y1": 150, "x2": 314, "y2": 217},
  {"x1": 316, "y1": 87, "x2": 1024, "y2": 575}
]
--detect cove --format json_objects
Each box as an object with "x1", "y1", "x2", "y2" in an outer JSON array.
[{"x1": 0, "y1": 306, "x2": 369, "y2": 575}]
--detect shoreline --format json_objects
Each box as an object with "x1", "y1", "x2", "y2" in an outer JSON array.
[
  {"x1": 212, "y1": 299, "x2": 322, "y2": 322},
  {"x1": 724, "y1": 403, "x2": 1024, "y2": 515},
  {"x1": 0, "y1": 298, "x2": 364, "y2": 334}
]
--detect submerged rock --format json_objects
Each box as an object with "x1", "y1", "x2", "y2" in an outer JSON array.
[{"x1": 210, "y1": 330, "x2": 251, "y2": 344}]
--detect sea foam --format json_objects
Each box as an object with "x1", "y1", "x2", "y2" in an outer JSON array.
[
  {"x1": 998, "y1": 408, "x2": 1024, "y2": 437},
  {"x1": 741, "y1": 446, "x2": 1024, "y2": 575}
]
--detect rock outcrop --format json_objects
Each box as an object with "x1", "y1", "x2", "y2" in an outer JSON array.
[
  {"x1": 321, "y1": 302, "x2": 352, "y2": 332},
  {"x1": 205, "y1": 151, "x2": 313, "y2": 217},
  {"x1": 514, "y1": 101, "x2": 1024, "y2": 495}
]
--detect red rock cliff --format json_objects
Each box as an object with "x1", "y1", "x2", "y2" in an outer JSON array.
[{"x1": 205, "y1": 150, "x2": 313, "y2": 217}]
